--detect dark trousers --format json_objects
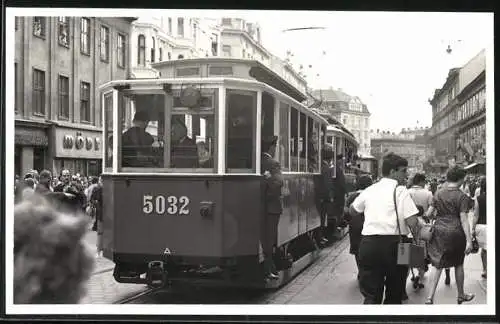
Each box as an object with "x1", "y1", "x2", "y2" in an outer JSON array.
[
  {"x1": 262, "y1": 212, "x2": 280, "y2": 272},
  {"x1": 358, "y1": 235, "x2": 409, "y2": 304}
]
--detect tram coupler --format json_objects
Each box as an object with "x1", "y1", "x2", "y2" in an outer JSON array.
[{"x1": 146, "y1": 261, "x2": 167, "y2": 288}]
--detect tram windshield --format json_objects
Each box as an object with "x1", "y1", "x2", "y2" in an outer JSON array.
[{"x1": 105, "y1": 88, "x2": 217, "y2": 172}]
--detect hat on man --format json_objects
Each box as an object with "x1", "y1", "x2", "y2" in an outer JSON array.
[{"x1": 133, "y1": 110, "x2": 150, "y2": 122}]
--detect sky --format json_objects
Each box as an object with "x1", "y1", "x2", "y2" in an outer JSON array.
[{"x1": 238, "y1": 11, "x2": 493, "y2": 132}]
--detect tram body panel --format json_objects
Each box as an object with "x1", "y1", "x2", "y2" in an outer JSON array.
[
  {"x1": 104, "y1": 175, "x2": 225, "y2": 259},
  {"x1": 220, "y1": 176, "x2": 264, "y2": 257},
  {"x1": 277, "y1": 174, "x2": 321, "y2": 246}
]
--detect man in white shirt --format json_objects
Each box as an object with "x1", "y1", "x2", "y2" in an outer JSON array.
[{"x1": 350, "y1": 153, "x2": 419, "y2": 304}]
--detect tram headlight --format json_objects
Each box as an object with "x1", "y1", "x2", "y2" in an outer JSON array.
[{"x1": 200, "y1": 201, "x2": 214, "y2": 218}]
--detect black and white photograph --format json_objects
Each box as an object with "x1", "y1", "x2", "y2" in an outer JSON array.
[{"x1": 4, "y1": 8, "x2": 495, "y2": 317}]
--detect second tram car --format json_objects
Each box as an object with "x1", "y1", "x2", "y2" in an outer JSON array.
[{"x1": 99, "y1": 58, "x2": 331, "y2": 288}]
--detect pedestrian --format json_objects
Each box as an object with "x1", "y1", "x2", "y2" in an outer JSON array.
[
  {"x1": 349, "y1": 153, "x2": 420, "y2": 304},
  {"x1": 344, "y1": 175, "x2": 373, "y2": 280},
  {"x1": 260, "y1": 135, "x2": 284, "y2": 280},
  {"x1": 423, "y1": 166, "x2": 475, "y2": 304},
  {"x1": 14, "y1": 194, "x2": 94, "y2": 303},
  {"x1": 90, "y1": 176, "x2": 104, "y2": 256},
  {"x1": 429, "y1": 178, "x2": 438, "y2": 196},
  {"x1": 34, "y1": 170, "x2": 53, "y2": 195},
  {"x1": 407, "y1": 173, "x2": 434, "y2": 288},
  {"x1": 330, "y1": 154, "x2": 346, "y2": 235},
  {"x1": 472, "y1": 177, "x2": 487, "y2": 279}
]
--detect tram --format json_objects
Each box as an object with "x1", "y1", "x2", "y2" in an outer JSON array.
[{"x1": 99, "y1": 58, "x2": 330, "y2": 289}]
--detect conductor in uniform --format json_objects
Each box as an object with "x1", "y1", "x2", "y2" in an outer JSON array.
[{"x1": 261, "y1": 135, "x2": 284, "y2": 280}]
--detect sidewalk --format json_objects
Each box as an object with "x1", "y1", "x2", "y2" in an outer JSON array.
[
  {"x1": 283, "y1": 235, "x2": 487, "y2": 304},
  {"x1": 84, "y1": 230, "x2": 114, "y2": 274}
]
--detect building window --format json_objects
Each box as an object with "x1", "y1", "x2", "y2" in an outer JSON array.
[
  {"x1": 58, "y1": 75, "x2": 69, "y2": 119},
  {"x1": 14, "y1": 63, "x2": 18, "y2": 113},
  {"x1": 32, "y1": 69, "x2": 45, "y2": 116},
  {"x1": 117, "y1": 33, "x2": 126, "y2": 68},
  {"x1": 100, "y1": 25, "x2": 110, "y2": 62},
  {"x1": 222, "y1": 18, "x2": 232, "y2": 26},
  {"x1": 58, "y1": 17, "x2": 70, "y2": 47},
  {"x1": 159, "y1": 47, "x2": 163, "y2": 61},
  {"x1": 138, "y1": 34, "x2": 145, "y2": 66},
  {"x1": 168, "y1": 52, "x2": 171, "y2": 60},
  {"x1": 150, "y1": 37, "x2": 155, "y2": 63},
  {"x1": 80, "y1": 18, "x2": 90, "y2": 55},
  {"x1": 211, "y1": 34, "x2": 218, "y2": 56},
  {"x1": 177, "y1": 18, "x2": 184, "y2": 37},
  {"x1": 193, "y1": 22, "x2": 197, "y2": 45},
  {"x1": 33, "y1": 17, "x2": 46, "y2": 38},
  {"x1": 15, "y1": 17, "x2": 19, "y2": 30},
  {"x1": 222, "y1": 45, "x2": 231, "y2": 57},
  {"x1": 168, "y1": 18, "x2": 172, "y2": 34},
  {"x1": 80, "y1": 82, "x2": 91, "y2": 122},
  {"x1": 178, "y1": 54, "x2": 184, "y2": 59}
]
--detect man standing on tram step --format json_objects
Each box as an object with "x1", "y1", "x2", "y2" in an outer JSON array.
[
  {"x1": 121, "y1": 110, "x2": 155, "y2": 167},
  {"x1": 318, "y1": 144, "x2": 335, "y2": 245},
  {"x1": 330, "y1": 154, "x2": 347, "y2": 235},
  {"x1": 261, "y1": 135, "x2": 284, "y2": 280},
  {"x1": 349, "y1": 153, "x2": 420, "y2": 304}
]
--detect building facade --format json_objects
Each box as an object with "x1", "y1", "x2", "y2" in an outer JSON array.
[
  {"x1": 370, "y1": 130, "x2": 434, "y2": 174},
  {"x1": 130, "y1": 16, "x2": 222, "y2": 79},
  {"x1": 14, "y1": 16, "x2": 135, "y2": 177},
  {"x1": 311, "y1": 88, "x2": 371, "y2": 156},
  {"x1": 428, "y1": 50, "x2": 486, "y2": 168}
]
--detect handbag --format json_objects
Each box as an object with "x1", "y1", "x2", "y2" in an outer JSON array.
[
  {"x1": 394, "y1": 186, "x2": 426, "y2": 268},
  {"x1": 471, "y1": 235, "x2": 480, "y2": 254},
  {"x1": 419, "y1": 222, "x2": 434, "y2": 242}
]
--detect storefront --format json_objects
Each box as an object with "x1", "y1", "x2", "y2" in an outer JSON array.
[
  {"x1": 51, "y1": 127, "x2": 102, "y2": 177},
  {"x1": 14, "y1": 121, "x2": 50, "y2": 176}
]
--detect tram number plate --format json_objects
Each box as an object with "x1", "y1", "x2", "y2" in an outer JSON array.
[{"x1": 143, "y1": 195, "x2": 190, "y2": 215}]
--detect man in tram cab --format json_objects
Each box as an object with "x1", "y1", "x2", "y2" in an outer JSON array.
[
  {"x1": 261, "y1": 135, "x2": 284, "y2": 280},
  {"x1": 170, "y1": 116, "x2": 199, "y2": 168},
  {"x1": 121, "y1": 110, "x2": 155, "y2": 167}
]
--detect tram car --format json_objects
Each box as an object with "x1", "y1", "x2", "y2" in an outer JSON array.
[{"x1": 99, "y1": 58, "x2": 331, "y2": 289}]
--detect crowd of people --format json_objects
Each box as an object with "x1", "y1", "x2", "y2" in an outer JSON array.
[{"x1": 344, "y1": 155, "x2": 487, "y2": 304}]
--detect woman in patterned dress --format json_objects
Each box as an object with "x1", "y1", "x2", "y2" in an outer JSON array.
[{"x1": 424, "y1": 166, "x2": 474, "y2": 304}]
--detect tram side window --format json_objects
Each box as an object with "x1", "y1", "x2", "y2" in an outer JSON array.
[
  {"x1": 226, "y1": 89, "x2": 257, "y2": 173},
  {"x1": 308, "y1": 118, "x2": 319, "y2": 173},
  {"x1": 261, "y1": 92, "x2": 275, "y2": 139},
  {"x1": 120, "y1": 94, "x2": 162, "y2": 168},
  {"x1": 103, "y1": 92, "x2": 113, "y2": 169},
  {"x1": 279, "y1": 102, "x2": 289, "y2": 171},
  {"x1": 290, "y1": 107, "x2": 299, "y2": 171},
  {"x1": 299, "y1": 112, "x2": 307, "y2": 172}
]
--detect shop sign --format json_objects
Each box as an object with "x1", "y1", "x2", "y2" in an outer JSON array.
[
  {"x1": 56, "y1": 128, "x2": 102, "y2": 158},
  {"x1": 15, "y1": 128, "x2": 48, "y2": 146},
  {"x1": 62, "y1": 131, "x2": 101, "y2": 152}
]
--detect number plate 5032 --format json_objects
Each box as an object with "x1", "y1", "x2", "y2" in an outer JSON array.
[{"x1": 143, "y1": 195, "x2": 190, "y2": 215}]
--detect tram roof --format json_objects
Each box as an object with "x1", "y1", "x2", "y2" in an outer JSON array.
[
  {"x1": 151, "y1": 58, "x2": 308, "y2": 103},
  {"x1": 99, "y1": 77, "x2": 328, "y2": 124},
  {"x1": 326, "y1": 124, "x2": 358, "y2": 145}
]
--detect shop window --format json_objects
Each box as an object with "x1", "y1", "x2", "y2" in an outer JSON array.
[
  {"x1": 226, "y1": 89, "x2": 256, "y2": 172},
  {"x1": 33, "y1": 17, "x2": 46, "y2": 38},
  {"x1": 58, "y1": 17, "x2": 70, "y2": 47},
  {"x1": 100, "y1": 25, "x2": 110, "y2": 62},
  {"x1": 33, "y1": 147, "x2": 46, "y2": 173},
  {"x1": 138, "y1": 34, "x2": 145, "y2": 66}
]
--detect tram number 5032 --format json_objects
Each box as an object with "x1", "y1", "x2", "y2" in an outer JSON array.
[{"x1": 143, "y1": 195, "x2": 190, "y2": 215}]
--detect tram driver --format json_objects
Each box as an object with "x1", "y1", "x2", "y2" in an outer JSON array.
[{"x1": 121, "y1": 110, "x2": 155, "y2": 167}]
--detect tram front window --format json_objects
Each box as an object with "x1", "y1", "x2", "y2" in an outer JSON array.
[{"x1": 117, "y1": 91, "x2": 217, "y2": 172}]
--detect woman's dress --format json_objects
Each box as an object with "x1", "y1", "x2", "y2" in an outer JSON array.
[{"x1": 427, "y1": 187, "x2": 471, "y2": 269}]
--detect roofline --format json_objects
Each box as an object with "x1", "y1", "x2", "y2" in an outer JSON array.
[
  {"x1": 98, "y1": 76, "x2": 327, "y2": 124},
  {"x1": 430, "y1": 68, "x2": 460, "y2": 104},
  {"x1": 221, "y1": 28, "x2": 273, "y2": 57}
]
